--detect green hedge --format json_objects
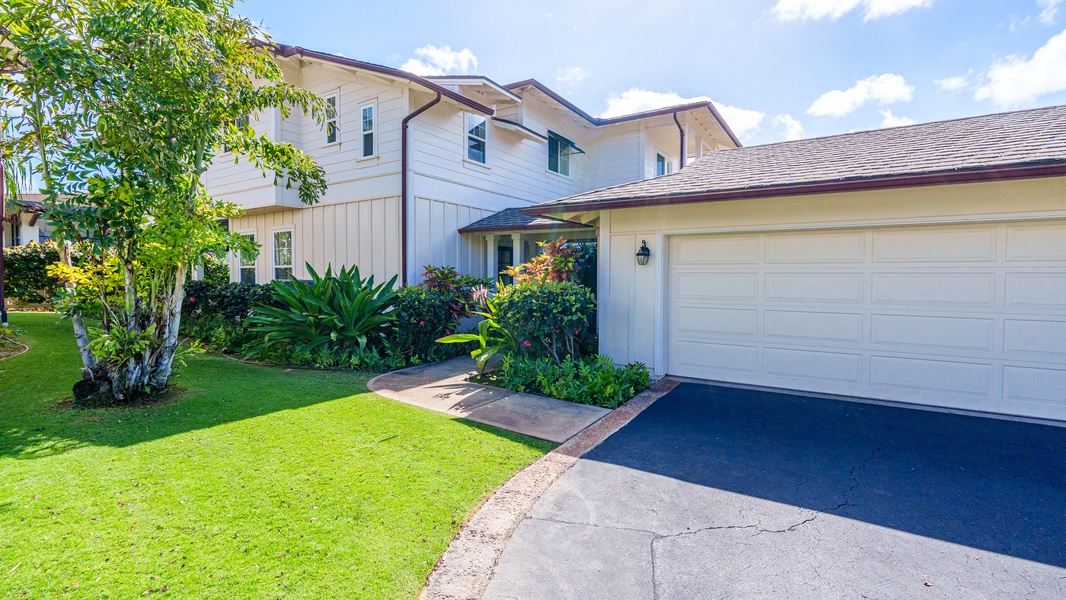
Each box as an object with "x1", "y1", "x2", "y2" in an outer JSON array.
[
  {"x1": 492, "y1": 354, "x2": 649, "y2": 409},
  {"x1": 492, "y1": 280, "x2": 596, "y2": 363},
  {"x1": 1, "y1": 241, "x2": 85, "y2": 304}
]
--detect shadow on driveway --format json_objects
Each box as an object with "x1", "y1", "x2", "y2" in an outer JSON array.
[{"x1": 582, "y1": 382, "x2": 1066, "y2": 569}]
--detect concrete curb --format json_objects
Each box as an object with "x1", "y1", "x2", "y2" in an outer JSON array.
[{"x1": 419, "y1": 378, "x2": 679, "y2": 600}]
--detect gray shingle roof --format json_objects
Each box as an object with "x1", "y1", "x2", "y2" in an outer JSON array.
[
  {"x1": 529, "y1": 104, "x2": 1066, "y2": 213},
  {"x1": 458, "y1": 208, "x2": 592, "y2": 234}
]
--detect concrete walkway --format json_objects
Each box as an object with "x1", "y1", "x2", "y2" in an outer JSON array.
[{"x1": 367, "y1": 357, "x2": 610, "y2": 443}]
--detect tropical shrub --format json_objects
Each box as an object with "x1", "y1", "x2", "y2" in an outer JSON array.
[
  {"x1": 201, "y1": 253, "x2": 229, "y2": 286},
  {"x1": 437, "y1": 291, "x2": 518, "y2": 370},
  {"x1": 504, "y1": 238, "x2": 585, "y2": 285},
  {"x1": 247, "y1": 264, "x2": 398, "y2": 353},
  {"x1": 492, "y1": 280, "x2": 596, "y2": 364},
  {"x1": 180, "y1": 280, "x2": 280, "y2": 352},
  {"x1": 1, "y1": 240, "x2": 85, "y2": 304},
  {"x1": 493, "y1": 354, "x2": 649, "y2": 409},
  {"x1": 390, "y1": 286, "x2": 467, "y2": 363},
  {"x1": 420, "y1": 265, "x2": 492, "y2": 323}
]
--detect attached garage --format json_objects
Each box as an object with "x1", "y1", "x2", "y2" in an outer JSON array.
[
  {"x1": 667, "y1": 222, "x2": 1066, "y2": 420},
  {"x1": 527, "y1": 105, "x2": 1066, "y2": 421}
]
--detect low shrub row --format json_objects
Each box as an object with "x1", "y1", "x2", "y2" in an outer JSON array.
[{"x1": 489, "y1": 354, "x2": 649, "y2": 409}]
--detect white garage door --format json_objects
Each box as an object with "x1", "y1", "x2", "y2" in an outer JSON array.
[{"x1": 668, "y1": 222, "x2": 1066, "y2": 420}]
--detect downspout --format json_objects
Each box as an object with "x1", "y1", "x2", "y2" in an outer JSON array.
[
  {"x1": 672, "y1": 112, "x2": 686, "y2": 170},
  {"x1": 400, "y1": 90, "x2": 442, "y2": 285}
]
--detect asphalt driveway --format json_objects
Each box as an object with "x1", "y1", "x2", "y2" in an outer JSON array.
[{"x1": 484, "y1": 383, "x2": 1066, "y2": 599}]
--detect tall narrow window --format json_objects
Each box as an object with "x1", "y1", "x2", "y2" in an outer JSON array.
[
  {"x1": 238, "y1": 233, "x2": 256, "y2": 284},
  {"x1": 547, "y1": 131, "x2": 572, "y2": 177},
  {"x1": 466, "y1": 113, "x2": 487, "y2": 163},
  {"x1": 273, "y1": 230, "x2": 293, "y2": 280},
  {"x1": 324, "y1": 94, "x2": 338, "y2": 145},
  {"x1": 223, "y1": 114, "x2": 249, "y2": 152},
  {"x1": 360, "y1": 103, "x2": 375, "y2": 158},
  {"x1": 656, "y1": 152, "x2": 673, "y2": 176}
]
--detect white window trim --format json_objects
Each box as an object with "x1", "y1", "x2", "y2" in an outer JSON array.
[
  {"x1": 546, "y1": 131, "x2": 573, "y2": 179},
  {"x1": 270, "y1": 226, "x2": 296, "y2": 281},
  {"x1": 234, "y1": 229, "x2": 257, "y2": 284},
  {"x1": 357, "y1": 99, "x2": 377, "y2": 160},
  {"x1": 323, "y1": 91, "x2": 340, "y2": 147},
  {"x1": 655, "y1": 149, "x2": 674, "y2": 177},
  {"x1": 464, "y1": 112, "x2": 488, "y2": 165}
]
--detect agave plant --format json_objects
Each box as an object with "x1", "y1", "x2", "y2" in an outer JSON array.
[{"x1": 248, "y1": 264, "x2": 398, "y2": 353}]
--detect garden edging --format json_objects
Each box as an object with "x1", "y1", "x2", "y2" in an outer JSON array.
[{"x1": 418, "y1": 377, "x2": 678, "y2": 600}]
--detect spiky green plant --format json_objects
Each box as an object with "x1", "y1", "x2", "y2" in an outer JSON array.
[{"x1": 248, "y1": 264, "x2": 398, "y2": 353}]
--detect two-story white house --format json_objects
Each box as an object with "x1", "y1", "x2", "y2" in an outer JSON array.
[{"x1": 206, "y1": 43, "x2": 739, "y2": 285}]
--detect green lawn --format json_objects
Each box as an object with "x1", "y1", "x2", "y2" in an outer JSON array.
[{"x1": 0, "y1": 313, "x2": 552, "y2": 599}]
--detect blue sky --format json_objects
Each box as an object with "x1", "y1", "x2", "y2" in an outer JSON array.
[{"x1": 251, "y1": 1, "x2": 1060, "y2": 145}]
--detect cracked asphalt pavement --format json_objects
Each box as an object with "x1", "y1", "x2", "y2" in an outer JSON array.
[{"x1": 484, "y1": 383, "x2": 1066, "y2": 599}]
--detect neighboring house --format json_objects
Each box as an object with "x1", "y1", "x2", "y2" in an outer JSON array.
[
  {"x1": 204, "y1": 44, "x2": 739, "y2": 285},
  {"x1": 526, "y1": 105, "x2": 1066, "y2": 422},
  {"x1": 1, "y1": 195, "x2": 54, "y2": 248}
]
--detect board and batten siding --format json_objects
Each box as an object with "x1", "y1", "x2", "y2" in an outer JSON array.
[
  {"x1": 411, "y1": 197, "x2": 494, "y2": 279},
  {"x1": 585, "y1": 125, "x2": 642, "y2": 191},
  {"x1": 229, "y1": 197, "x2": 401, "y2": 284}
]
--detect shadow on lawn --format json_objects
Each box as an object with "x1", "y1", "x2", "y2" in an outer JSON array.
[{"x1": 582, "y1": 382, "x2": 1066, "y2": 569}]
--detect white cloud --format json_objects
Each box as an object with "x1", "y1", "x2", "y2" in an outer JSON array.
[
  {"x1": 399, "y1": 45, "x2": 478, "y2": 76},
  {"x1": 772, "y1": 0, "x2": 933, "y2": 22},
  {"x1": 975, "y1": 29, "x2": 1066, "y2": 107},
  {"x1": 773, "y1": 113, "x2": 806, "y2": 140},
  {"x1": 599, "y1": 89, "x2": 765, "y2": 139},
  {"x1": 556, "y1": 66, "x2": 592, "y2": 88},
  {"x1": 935, "y1": 74, "x2": 970, "y2": 92},
  {"x1": 807, "y1": 73, "x2": 914, "y2": 117},
  {"x1": 880, "y1": 109, "x2": 917, "y2": 127},
  {"x1": 1040, "y1": 0, "x2": 1063, "y2": 24}
]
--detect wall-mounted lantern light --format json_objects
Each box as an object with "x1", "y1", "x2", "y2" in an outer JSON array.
[{"x1": 636, "y1": 240, "x2": 651, "y2": 266}]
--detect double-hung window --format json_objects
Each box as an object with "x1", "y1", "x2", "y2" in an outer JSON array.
[
  {"x1": 466, "y1": 113, "x2": 487, "y2": 164},
  {"x1": 656, "y1": 152, "x2": 673, "y2": 176},
  {"x1": 547, "y1": 131, "x2": 572, "y2": 177},
  {"x1": 272, "y1": 230, "x2": 293, "y2": 281},
  {"x1": 360, "y1": 102, "x2": 375, "y2": 158},
  {"x1": 238, "y1": 233, "x2": 256, "y2": 284},
  {"x1": 324, "y1": 93, "x2": 339, "y2": 145}
]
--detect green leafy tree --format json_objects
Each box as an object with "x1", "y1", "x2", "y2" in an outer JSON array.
[{"x1": 0, "y1": 0, "x2": 328, "y2": 399}]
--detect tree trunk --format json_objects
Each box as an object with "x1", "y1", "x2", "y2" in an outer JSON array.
[
  {"x1": 61, "y1": 241, "x2": 96, "y2": 376},
  {"x1": 149, "y1": 261, "x2": 187, "y2": 389}
]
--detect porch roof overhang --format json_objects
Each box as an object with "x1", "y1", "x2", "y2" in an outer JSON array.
[{"x1": 458, "y1": 207, "x2": 594, "y2": 235}]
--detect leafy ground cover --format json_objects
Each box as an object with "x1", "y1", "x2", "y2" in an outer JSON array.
[{"x1": 0, "y1": 313, "x2": 552, "y2": 599}]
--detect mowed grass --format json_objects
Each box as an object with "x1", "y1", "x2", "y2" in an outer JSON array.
[{"x1": 0, "y1": 313, "x2": 553, "y2": 599}]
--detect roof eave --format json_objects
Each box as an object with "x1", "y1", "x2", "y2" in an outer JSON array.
[
  {"x1": 523, "y1": 161, "x2": 1066, "y2": 216},
  {"x1": 457, "y1": 223, "x2": 593, "y2": 235}
]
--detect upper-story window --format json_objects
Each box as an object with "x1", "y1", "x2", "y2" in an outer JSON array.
[
  {"x1": 222, "y1": 114, "x2": 249, "y2": 152},
  {"x1": 360, "y1": 102, "x2": 376, "y2": 158},
  {"x1": 324, "y1": 93, "x2": 339, "y2": 145},
  {"x1": 466, "y1": 113, "x2": 487, "y2": 164},
  {"x1": 547, "y1": 131, "x2": 572, "y2": 177},
  {"x1": 656, "y1": 152, "x2": 673, "y2": 176},
  {"x1": 238, "y1": 232, "x2": 256, "y2": 284},
  {"x1": 273, "y1": 229, "x2": 294, "y2": 280}
]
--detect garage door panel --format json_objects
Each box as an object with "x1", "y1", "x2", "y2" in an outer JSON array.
[
  {"x1": 674, "y1": 236, "x2": 758, "y2": 265},
  {"x1": 764, "y1": 348, "x2": 862, "y2": 383},
  {"x1": 673, "y1": 307, "x2": 757, "y2": 338},
  {"x1": 668, "y1": 223, "x2": 1066, "y2": 420},
  {"x1": 870, "y1": 356, "x2": 993, "y2": 397},
  {"x1": 764, "y1": 310, "x2": 864, "y2": 343},
  {"x1": 1006, "y1": 225, "x2": 1066, "y2": 261},
  {"x1": 870, "y1": 314, "x2": 994, "y2": 352},
  {"x1": 673, "y1": 341, "x2": 757, "y2": 373},
  {"x1": 872, "y1": 228, "x2": 997, "y2": 263},
  {"x1": 1005, "y1": 273, "x2": 1066, "y2": 309},
  {"x1": 676, "y1": 272, "x2": 757, "y2": 301},
  {"x1": 872, "y1": 273, "x2": 996, "y2": 307},
  {"x1": 1004, "y1": 320, "x2": 1066, "y2": 356},
  {"x1": 764, "y1": 273, "x2": 864, "y2": 303},
  {"x1": 765, "y1": 232, "x2": 864, "y2": 264}
]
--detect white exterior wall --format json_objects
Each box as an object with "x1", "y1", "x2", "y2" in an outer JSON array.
[
  {"x1": 599, "y1": 177, "x2": 1066, "y2": 374},
  {"x1": 644, "y1": 126, "x2": 681, "y2": 179},
  {"x1": 585, "y1": 124, "x2": 643, "y2": 190}
]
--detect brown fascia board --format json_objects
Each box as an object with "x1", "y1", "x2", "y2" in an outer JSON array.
[
  {"x1": 503, "y1": 79, "x2": 743, "y2": 148},
  {"x1": 522, "y1": 161, "x2": 1066, "y2": 216},
  {"x1": 268, "y1": 43, "x2": 495, "y2": 115},
  {"x1": 457, "y1": 222, "x2": 592, "y2": 234}
]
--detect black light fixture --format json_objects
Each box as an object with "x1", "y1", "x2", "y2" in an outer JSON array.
[{"x1": 636, "y1": 240, "x2": 651, "y2": 266}]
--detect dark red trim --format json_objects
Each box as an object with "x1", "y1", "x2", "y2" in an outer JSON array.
[
  {"x1": 458, "y1": 222, "x2": 592, "y2": 235},
  {"x1": 267, "y1": 43, "x2": 494, "y2": 116},
  {"x1": 0, "y1": 167, "x2": 6, "y2": 326},
  {"x1": 522, "y1": 162, "x2": 1066, "y2": 215},
  {"x1": 401, "y1": 91, "x2": 443, "y2": 285},
  {"x1": 673, "y1": 112, "x2": 686, "y2": 171},
  {"x1": 504, "y1": 79, "x2": 743, "y2": 148}
]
